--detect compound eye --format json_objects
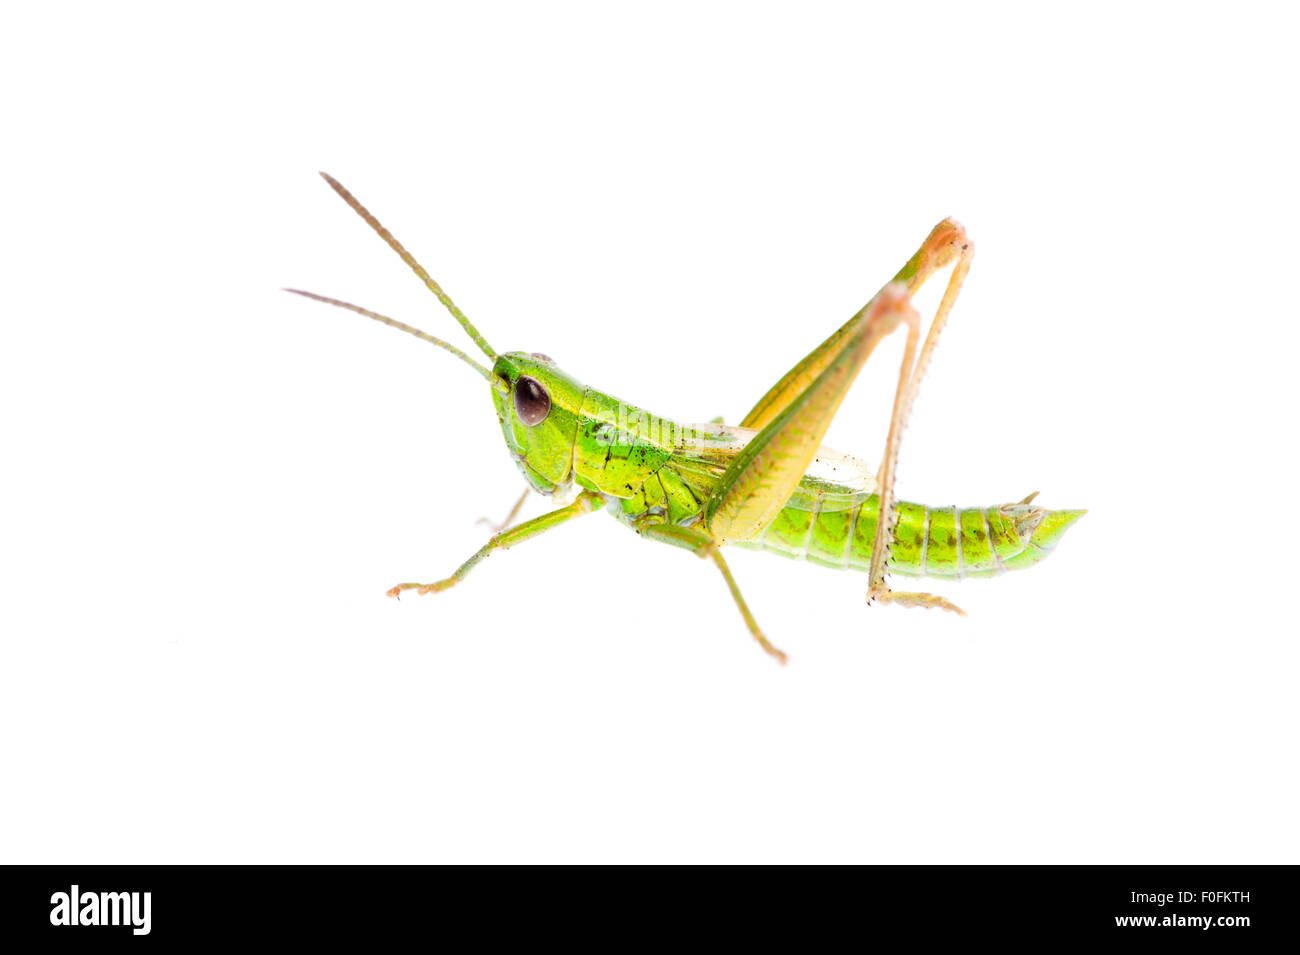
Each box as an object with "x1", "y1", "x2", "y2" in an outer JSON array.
[{"x1": 513, "y1": 375, "x2": 551, "y2": 426}]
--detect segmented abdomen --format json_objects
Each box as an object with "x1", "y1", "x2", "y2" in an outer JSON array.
[{"x1": 746, "y1": 494, "x2": 1030, "y2": 579}]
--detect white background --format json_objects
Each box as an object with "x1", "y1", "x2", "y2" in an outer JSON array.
[{"x1": 3, "y1": 2, "x2": 1296, "y2": 863}]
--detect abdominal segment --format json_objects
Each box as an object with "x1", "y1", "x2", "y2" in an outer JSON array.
[{"x1": 741, "y1": 495, "x2": 1031, "y2": 580}]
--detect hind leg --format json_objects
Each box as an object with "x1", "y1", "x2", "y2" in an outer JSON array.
[{"x1": 867, "y1": 227, "x2": 974, "y2": 615}]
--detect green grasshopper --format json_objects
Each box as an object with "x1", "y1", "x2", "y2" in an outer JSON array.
[{"x1": 288, "y1": 174, "x2": 1084, "y2": 664}]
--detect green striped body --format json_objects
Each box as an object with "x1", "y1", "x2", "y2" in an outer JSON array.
[
  {"x1": 558, "y1": 386, "x2": 1083, "y2": 581},
  {"x1": 740, "y1": 494, "x2": 1081, "y2": 578}
]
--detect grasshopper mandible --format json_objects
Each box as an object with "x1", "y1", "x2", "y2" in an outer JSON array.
[{"x1": 288, "y1": 174, "x2": 1084, "y2": 663}]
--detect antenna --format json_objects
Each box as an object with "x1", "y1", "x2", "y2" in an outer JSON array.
[
  {"x1": 317, "y1": 173, "x2": 498, "y2": 360},
  {"x1": 284, "y1": 288, "x2": 504, "y2": 392}
]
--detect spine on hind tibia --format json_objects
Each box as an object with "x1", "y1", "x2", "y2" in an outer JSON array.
[{"x1": 750, "y1": 495, "x2": 1033, "y2": 579}]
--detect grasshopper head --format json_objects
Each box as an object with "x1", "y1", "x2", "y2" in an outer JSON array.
[{"x1": 490, "y1": 352, "x2": 586, "y2": 495}]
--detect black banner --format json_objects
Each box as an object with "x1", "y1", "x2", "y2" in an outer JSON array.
[{"x1": 3, "y1": 865, "x2": 1288, "y2": 944}]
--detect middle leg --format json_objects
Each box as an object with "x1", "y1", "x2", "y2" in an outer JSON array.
[{"x1": 638, "y1": 522, "x2": 788, "y2": 664}]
